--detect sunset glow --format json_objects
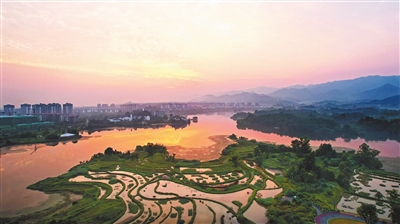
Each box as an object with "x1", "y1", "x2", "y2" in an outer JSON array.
[{"x1": 2, "y1": 1, "x2": 398, "y2": 106}]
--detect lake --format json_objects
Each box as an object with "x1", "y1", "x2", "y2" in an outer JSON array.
[{"x1": 1, "y1": 112, "x2": 399, "y2": 216}]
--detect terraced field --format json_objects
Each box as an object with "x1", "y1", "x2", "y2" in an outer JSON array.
[{"x1": 68, "y1": 165, "x2": 282, "y2": 224}]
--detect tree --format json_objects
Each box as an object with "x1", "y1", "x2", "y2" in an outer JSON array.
[
  {"x1": 291, "y1": 137, "x2": 311, "y2": 156},
  {"x1": 357, "y1": 203, "x2": 378, "y2": 224},
  {"x1": 299, "y1": 152, "x2": 317, "y2": 172},
  {"x1": 228, "y1": 134, "x2": 238, "y2": 140},
  {"x1": 45, "y1": 133, "x2": 59, "y2": 140},
  {"x1": 255, "y1": 156, "x2": 263, "y2": 166},
  {"x1": 322, "y1": 169, "x2": 335, "y2": 181},
  {"x1": 232, "y1": 156, "x2": 239, "y2": 167},
  {"x1": 170, "y1": 153, "x2": 176, "y2": 162},
  {"x1": 355, "y1": 143, "x2": 383, "y2": 169},
  {"x1": 337, "y1": 173, "x2": 350, "y2": 189},
  {"x1": 315, "y1": 143, "x2": 336, "y2": 158},
  {"x1": 374, "y1": 191, "x2": 384, "y2": 200},
  {"x1": 387, "y1": 189, "x2": 400, "y2": 224},
  {"x1": 104, "y1": 147, "x2": 114, "y2": 155}
]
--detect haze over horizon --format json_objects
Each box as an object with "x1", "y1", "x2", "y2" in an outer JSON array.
[{"x1": 1, "y1": 1, "x2": 399, "y2": 107}]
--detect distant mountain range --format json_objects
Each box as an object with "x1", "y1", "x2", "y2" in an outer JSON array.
[
  {"x1": 355, "y1": 95, "x2": 400, "y2": 108},
  {"x1": 195, "y1": 92, "x2": 291, "y2": 105},
  {"x1": 195, "y1": 75, "x2": 400, "y2": 106}
]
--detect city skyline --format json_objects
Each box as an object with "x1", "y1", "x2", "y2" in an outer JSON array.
[{"x1": 2, "y1": 1, "x2": 399, "y2": 107}]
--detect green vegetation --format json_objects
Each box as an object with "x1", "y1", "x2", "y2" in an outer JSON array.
[
  {"x1": 356, "y1": 203, "x2": 378, "y2": 224},
  {"x1": 235, "y1": 109, "x2": 400, "y2": 142},
  {"x1": 108, "y1": 177, "x2": 118, "y2": 184},
  {"x1": 128, "y1": 202, "x2": 139, "y2": 213},
  {"x1": 387, "y1": 189, "x2": 400, "y2": 224},
  {"x1": 0, "y1": 121, "x2": 84, "y2": 147},
  {"x1": 2, "y1": 137, "x2": 396, "y2": 224},
  {"x1": 255, "y1": 197, "x2": 274, "y2": 207},
  {"x1": 232, "y1": 200, "x2": 243, "y2": 208},
  {"x1": 188, "y1": 209, "x2": 193, "y2": 216},
  {"x1": 179, "y1": 198, "x2": 190, "y2": 204}
]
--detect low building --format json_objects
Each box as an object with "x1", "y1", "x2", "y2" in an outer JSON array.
[{"x1": 60, "y1": 133, "x2": 76, "y2": 138}]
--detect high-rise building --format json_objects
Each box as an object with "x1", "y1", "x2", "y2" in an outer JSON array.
[
  {"x1": 97, "y1": 104, "x2": 101, "y2": 108},
  {"x1": 32, "y1": 104, "x2": 39, "y2": 114},
  {"x1": 46, "y1": 103, "x2": 62, "y2": 114},
  {"x1": 63, "y1": 103, "x2": 73, "y2": 114},
  {"x1": 121, "y1": 103, "x2": 137, "y2": 112},
  {"x1": 3, "y1": 104, "x2": 15, "y2": 115},
  {"x1": 20, "y1": 103, "x2": 31, "y2": 115},
  {"x1": 38, "y1": 103, "x2": 47, "y2": 114},
  {"x1": 54, "y1": 103, "x2": 62, "y2": 114}
]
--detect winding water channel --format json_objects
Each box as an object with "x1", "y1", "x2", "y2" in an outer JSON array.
[{"x1": 1, "y1": 112, "x2": 399, "y2": 217}]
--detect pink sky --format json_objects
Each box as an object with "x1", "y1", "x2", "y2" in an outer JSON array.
[{"x1": 1, "y1": 2, "x2": 399, "y2": 107}]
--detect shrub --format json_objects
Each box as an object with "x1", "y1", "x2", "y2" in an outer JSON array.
[
  {"x1": 129, "y1": 203, "x2": 139, "y2": 213},
  {"x1": 286, "y1": 190, "x2": 297, "y2": 197},
  {"x1": 108, "y1": 177, "x2": 118, "y2": 184},
  {"x1": 158, "y1": 199, "x2": 168, "y2": 204},
  {"x1": 179, "y1": 198, "x2": 190, "y2": 204},
  {"x1": 256, "y1": 197, "x2": 274, "y2": 207},
  {"x1": 232, "y1": 200, "x2": 243, "y2": 208},
  {"x1": 280, "y1": 200, "x2": 291, "y2": 206},
  {"x1": 45, "y1": 133, "x2": 59, "y2": 140}
]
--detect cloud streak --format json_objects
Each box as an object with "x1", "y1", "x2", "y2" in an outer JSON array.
[{"x1": 2, "y1": 1, "x2": 399, "y2": 106}]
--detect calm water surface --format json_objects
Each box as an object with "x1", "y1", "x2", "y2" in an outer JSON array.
[{"x1": 1, "y1": 113, "x2": 399, "y2": 216}]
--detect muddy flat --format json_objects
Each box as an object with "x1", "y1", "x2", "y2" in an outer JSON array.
[{"x1": 167, "y1": 135, "x2": 235, "y2": 162}]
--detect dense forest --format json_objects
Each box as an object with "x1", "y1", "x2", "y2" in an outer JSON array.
[{"x1": 234, "y1": 108, "x2": 400, "y2": 142}]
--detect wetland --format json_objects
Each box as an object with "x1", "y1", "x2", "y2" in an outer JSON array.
[{"x1": 1, "y1": 113, "x2": 399, "y2": 223}]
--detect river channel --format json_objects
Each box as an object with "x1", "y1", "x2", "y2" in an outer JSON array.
[{"x1": 1, "y1": 112, "x2": 399, "y2": 217}]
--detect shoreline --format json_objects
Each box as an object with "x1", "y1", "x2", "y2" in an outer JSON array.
[
  {"x1": 0, "y1": 135, "x2": 83, "y2": 152},
  {"x1": 0, "y1": 192, "x2": 82, "y2": 219},
  {"x1": 0, "y1": 120, "x2": 185, "y2": 149}
]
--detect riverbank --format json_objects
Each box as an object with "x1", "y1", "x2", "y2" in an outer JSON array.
[
  {"x1": 0, "y1": 137, "x2": 86, "y2": 156},
  {"x1": 0, "y1": 135, "x2": 82, "y2": 150},
  {"x1": 0, "y1": 192, "x2": 81, "y2": 218}
]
